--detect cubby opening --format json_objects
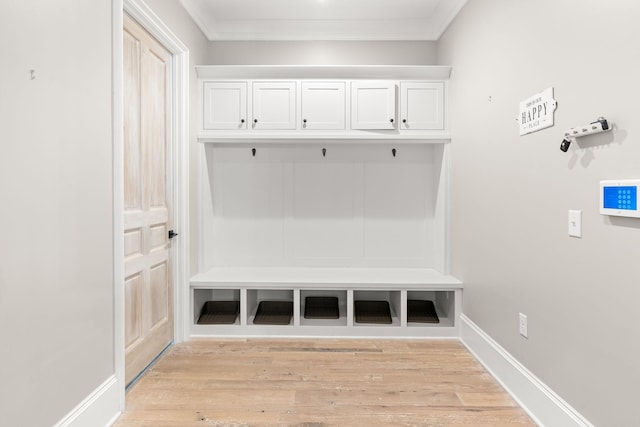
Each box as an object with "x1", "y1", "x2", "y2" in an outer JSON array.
[
  {"x1": 193, "y1": 289, "x2": 241, "y2": 325},
  {"x1": 353, "y1": 290, "x2": 401, "y2": 326},
  {"x1": 300, "y1": 290, "x2": 348, "y2": 327},
  {"x1": 247, "y1": 289, "x2": 294, "y2": 325},
  {"x1": 407, "y1": 290, "x2": 455, "y2": 327}
]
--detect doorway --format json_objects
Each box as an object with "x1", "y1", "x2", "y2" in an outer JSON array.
[
  {"x1": 123, "y1": 13, "x2": 174, "y2": 385},
  {"x1": 116, "y1": 0, "x2": 190, "y2": 392}
]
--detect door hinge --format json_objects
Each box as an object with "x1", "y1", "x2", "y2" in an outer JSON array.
[{"x1": 168, "y1": 230, "x2": 179, "y2": 239}]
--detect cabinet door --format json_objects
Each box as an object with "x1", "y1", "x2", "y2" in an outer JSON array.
[
  {"x1": 252, "y1": 81, "x2": 296, "y2": 130},
  {"x1": 350, "y1": 81, "x2": 397, "y2": 130},
  {"x1": 301, "y1": 82, "x2": 346, "y2": 130},
  {"x1": 400, "y1": 82, "x2": 445, "y2": 130},
  {"x1": 202, "y1": 81, "x2": 247, "y2": 130}
]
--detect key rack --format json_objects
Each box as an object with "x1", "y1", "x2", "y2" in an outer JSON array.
[{"x1": 560, "y1": 116, "x2": 612, "y2": 152}]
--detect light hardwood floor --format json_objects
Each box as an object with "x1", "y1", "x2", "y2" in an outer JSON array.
[{"x1": 115, "y1": 339, "x2": 536, "y2": 426}]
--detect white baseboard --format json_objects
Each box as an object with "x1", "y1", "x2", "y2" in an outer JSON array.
[
  {"x1": 54, "y1": 375, "x2": 122, "y2": 427},
  {"x1": 459, "y1": 315, "x2": 592, "y2": 427}
]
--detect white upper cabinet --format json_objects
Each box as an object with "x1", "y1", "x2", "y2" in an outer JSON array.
[
  {"x1": 197, "y1": 66, "x2": 451, "y2": 139},
  {"x1": 350, "y1": 81, "x2": 397, "y2": 130},
  {"x1": 202, "y1": 82, "x2": 247, "y2": 130},
  {"x1": 252, "y1": 81, "x2": 296, "y2": 130},
  {"x1": 400, "y1": 82, "x2": 445, "y2": 130},
  {"x1": 300, "y1": 82, "x2": 346, "y2": 130}
]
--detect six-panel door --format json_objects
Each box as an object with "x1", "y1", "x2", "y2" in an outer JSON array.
[
  {"x1": 400, "y1": 82, "x2": 445, "y2": 130},
  {"x1": 202, "y1": 82, "x2": 247, "y2": 130},
  {"x1": 301, "y1": 81, "x2": 346, "y2": 130}
]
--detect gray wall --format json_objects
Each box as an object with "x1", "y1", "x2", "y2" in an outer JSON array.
[
  {"x1": 144, "y1": 0, "x2": 210, "y2": 276},
  {"x1": 0, "y1": 1, "x2": 114, "y2": 426},
  {"x1": 438, "y1": 1, "x2": 640, "y2": 425},
  {"x1": 208, "y1": 40, "x2": 437, "y2": 65}
]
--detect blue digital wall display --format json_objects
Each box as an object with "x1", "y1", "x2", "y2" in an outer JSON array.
[
  {"x1": 603, "y1": 186, "x2": 637, "y2": 210},
  {"x1": 600, "y1": 180, "x2": 640, "y2": 218}
]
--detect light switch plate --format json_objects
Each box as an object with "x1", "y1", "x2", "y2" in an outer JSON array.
[
  {"x1": 519, "y1": 313, "x2": 528, "y2": 338},
  {"x1": 568, "y1": 210, "x2": 582, "y2": 238}
]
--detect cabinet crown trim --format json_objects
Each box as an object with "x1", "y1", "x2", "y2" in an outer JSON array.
[{"x1": 196, "y1": 65, "x2": 452, "y2": 80}]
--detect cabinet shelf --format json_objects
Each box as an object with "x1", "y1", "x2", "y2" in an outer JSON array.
[{"x1": 198, "y1": 134, "x2": 451, "y2": 144}]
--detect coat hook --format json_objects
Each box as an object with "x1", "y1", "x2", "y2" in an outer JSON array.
[
  {"x1": 322, "y1": 148, "x2": 326, "y2": 157},
  {"x1": 251, "y1": 148, "x2": 256, "y2": 157},
  {"x1": 29, "y1": 69, "x2": 36, "y2": 80},
  {"x1": 392, "y1": 148, "x2": 397, "y2": 158}
]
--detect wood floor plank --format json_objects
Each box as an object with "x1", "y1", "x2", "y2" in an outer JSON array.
[{"x1": 115, "y1": 339, "x2": 536, "y2": 426}]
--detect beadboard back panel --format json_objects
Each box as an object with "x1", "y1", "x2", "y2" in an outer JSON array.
[{"x1": 202, "y1": 144, "x2": 445, "y2": 269}]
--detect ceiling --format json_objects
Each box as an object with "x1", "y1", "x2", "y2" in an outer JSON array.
[{"x1": 179, "y1": 0, "x2": 468, "y2": 41}]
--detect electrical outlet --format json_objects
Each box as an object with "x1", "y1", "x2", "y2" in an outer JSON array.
[{"x1": 519, "y1": 313, "x2": 528, "y2": 338}]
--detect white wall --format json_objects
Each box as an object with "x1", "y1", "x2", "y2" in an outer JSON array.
[
  {"x1": 0, "y1": 1, "x2": 114, "y2": 426},
  {"x1": 438, "y1": 1, "x2": 640, "y2": 425},
  {"x1": 208, "y1": 41, "x2": 437, "y2": 65}
]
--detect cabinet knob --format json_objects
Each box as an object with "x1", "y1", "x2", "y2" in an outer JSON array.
[
  {"x1": 241, "y1": 119, "x2": 245, "y2": 124},
  {"x1": 253, "y1": 119, "x2": 258, "y2": 124},
  {"x1": 390, "y1": 118, "x2": 394, "y2": 123},
  {"x1": 402, "y1": 119, "x2": 407, "y2": 124},
  {"x1": 303, "y1": 119, "x2": 307, "y2": 123}
]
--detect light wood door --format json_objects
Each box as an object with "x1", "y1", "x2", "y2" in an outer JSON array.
[
  {"x1": 350, "y1": 81, "x2": 397, "y2": 130},
  {"x1": 123, "y1": 14, "x2": 173, "y2": 386},
  {"x1": 252, "y1": 81, "x2": 296, "y2": 130},
  {"x1": 202, "y1": 81, "x2": 247, "y2": 130},
  {"x1": 301, "y1": 81, "x2": 346, "y2": 130},
  {"x1": 400, "y1": 82, "x2": 445, "y2": 130}
]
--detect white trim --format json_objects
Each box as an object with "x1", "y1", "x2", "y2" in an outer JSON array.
[
  {"x1": 173, "y1": 48, "x2": 191, "y2": 344},
  {"x1": 178, "y1": 0, "x2": 215, "y2": 41},
  {"x1": 125, "y1": 0, "x2": 189, "y2": 53},
  {"x1": 112, "y1": 0, "x2": 125, "y2": 413},
  {"x1": 195, "y1": 65, "x2": 452, "y2": 80},
  {"x1": 433, "y1": 0, "x2": 469, "y2": 40},
  {"x1": 178, "y1": 0, "x2": 466, "y2": 41},
  {"x1": 459, "y1": 315, "x2": 593, "y2": 427},
  {"x1": 54, "y1": 376, "x2": 121, "y2": 427}
]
